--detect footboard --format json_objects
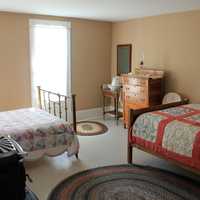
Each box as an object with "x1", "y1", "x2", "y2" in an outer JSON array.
[
  {"x1": 37, "y1": 86, "x2": 77, "y2": 132},
  {"x1": 128, "y1": 99, "x2": 189, "y2": 129}
]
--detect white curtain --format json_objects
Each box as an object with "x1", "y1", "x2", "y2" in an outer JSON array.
[{"x1": 30, "y1": 19, "x2": 71, "y2": 107}]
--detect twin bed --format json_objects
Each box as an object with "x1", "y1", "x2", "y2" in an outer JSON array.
[
  {"x1": 0, "y1": 87, "x2": 79, "y2": 161},
  {"x1": 128, "y1": 100, "x2": 200, "y2": 173},
  {"x1": 2, "y1": 86, "x2": 200, "y2": 174}
]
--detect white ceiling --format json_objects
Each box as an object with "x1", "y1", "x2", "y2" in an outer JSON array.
[{"x1": 0, "y1": 0, "x2": 200, "y2": 22}]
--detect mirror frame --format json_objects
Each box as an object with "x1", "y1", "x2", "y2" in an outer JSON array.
[{"x1": 117, "y1": 44, "x2": 132, "y2": 75}]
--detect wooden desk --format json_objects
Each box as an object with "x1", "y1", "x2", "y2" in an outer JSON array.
[{"x1": 101, "y1": 87, "x2": 122, "y2": 125}]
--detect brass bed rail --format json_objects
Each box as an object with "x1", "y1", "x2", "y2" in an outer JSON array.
[{"x1": 37, "y1": 86, "x2": 77, "y2": 132}]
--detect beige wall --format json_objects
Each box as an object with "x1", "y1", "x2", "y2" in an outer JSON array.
[
  {"x1": 0, "y1": 12, "x2": 111, "y2": 111},
  {"x1": 112, "y1": 10, "x2": 200, "y2": 103},
  {"x1": 0, "y1": 13, "x2": 31, "y2": 111},
  {"x1": 2, "y1": 9, "x2": 200, "y2": 111},
  {"x1": 71, "y1": 19, "x2": 111, "y2": 110}
]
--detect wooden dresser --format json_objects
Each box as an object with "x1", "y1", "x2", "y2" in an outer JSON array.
[{"x1": 121, "y1": 69, "x2": 165, "y2": 127}]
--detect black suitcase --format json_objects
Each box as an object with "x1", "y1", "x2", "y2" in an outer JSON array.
[
  {"x1": 0, "y1": 152, "x2": 26, "y2": 200},
  {"x1": 0, "y1": 137, "x2": 39, "y2": 200}
]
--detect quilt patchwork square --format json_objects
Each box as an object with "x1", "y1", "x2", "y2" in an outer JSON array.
[
  {"x1": 133, "y1": 113, "x2": 166, "y2": 142},
  {"x1": 162, "y1": 120, "x2": 200, "y2": 157},
  {"x1": 186, "y1": 113, "x2": 200, "y2": 123},
  {"x1": 183, "y1": 104, "x2": 200, "y2": 110},
  {"x1": 161, "y1": 107, "x2": 193, "y2": 117}
]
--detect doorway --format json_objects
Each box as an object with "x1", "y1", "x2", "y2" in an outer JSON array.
[{"x1": 29, "y1": 19, "x2": 71, "y2": 108}]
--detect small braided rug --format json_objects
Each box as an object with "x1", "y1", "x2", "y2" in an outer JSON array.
[
  {"x1": 76, "y1": 121, "x2": 108, "y2": 136},
  {"x1": 48, "y1": 165, "x2": 200, "y2": 200}
]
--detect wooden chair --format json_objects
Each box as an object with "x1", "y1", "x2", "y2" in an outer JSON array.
[{"x1": 162, "y1": 92, "x2": 183, "y2": 104}]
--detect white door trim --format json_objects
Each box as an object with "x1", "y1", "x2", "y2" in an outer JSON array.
[{"x1": 29, "y1": 19, "x2": 72, "y2": 122}]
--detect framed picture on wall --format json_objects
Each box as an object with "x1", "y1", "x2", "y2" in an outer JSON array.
[{"x1": 117, "y1": 44, "x2": 132, "y2": 75}]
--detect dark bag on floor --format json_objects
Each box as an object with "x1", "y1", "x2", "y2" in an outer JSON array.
[{"x1": 0, "y1": 152, "x2": 26, "y2": 200}]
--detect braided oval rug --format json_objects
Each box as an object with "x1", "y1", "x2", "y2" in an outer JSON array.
[
  {"x1": 48, "y1": 165, "x2": 200, "y2": 200},
  {"x1": 76, "y1": 121, "x2": 108, "y2": 136}
]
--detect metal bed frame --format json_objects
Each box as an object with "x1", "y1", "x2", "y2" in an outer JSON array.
[{"x1": 37, "y1": 86, "x2": 77, "y2": 132}]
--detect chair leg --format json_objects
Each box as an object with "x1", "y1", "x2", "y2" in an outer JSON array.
[{"x1": 75, "y1": 153, "x2": 79, "y2": 159}]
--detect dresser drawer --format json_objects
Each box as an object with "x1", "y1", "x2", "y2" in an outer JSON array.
[
  {"x1": 121, "y1": 73, "x2": 164, "y2": 128},
  {"x1": 128, "y1": 78, "x2": 147, "y2": 86},
  {"x1": 125, "y1": 92, "x2": 147, "y2": 104},
  {"x1": 124, "y1": 85, "x2": 146, "y2": 94}
]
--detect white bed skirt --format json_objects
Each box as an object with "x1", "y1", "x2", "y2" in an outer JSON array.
[{"x1": 24, "y1": 145, "x2": 71, "y2": 161}]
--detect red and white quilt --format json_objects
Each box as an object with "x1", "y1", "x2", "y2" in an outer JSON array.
[{"x1": 131, "y1": 104, "x2": 200, "y2": 170}]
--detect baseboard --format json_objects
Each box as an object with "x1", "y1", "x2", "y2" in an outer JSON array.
[
  {"x1": 76, "y1": 107, "x2": 103, "y2": 121},
  {"x1": 76, "y1": 106, "x2": 123, "y2": 121}
]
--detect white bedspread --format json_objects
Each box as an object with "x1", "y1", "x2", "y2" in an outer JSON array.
[{"x1": 0, "y1": 108, "x2": 79, "y2": 156}]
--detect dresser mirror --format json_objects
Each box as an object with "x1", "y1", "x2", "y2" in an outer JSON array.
[{"x1": 117, "y1": 44, "x2": 132, "y2": 75}]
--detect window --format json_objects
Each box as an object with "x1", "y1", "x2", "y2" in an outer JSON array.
[{"x1": 29, "y1": 19, "x2": 71, "y2": 106}]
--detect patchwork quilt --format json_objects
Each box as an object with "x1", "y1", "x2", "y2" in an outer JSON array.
[
  {"x1": 131, "y1": 104, "x2": 200, "y2": 170},
  {"x1": 0, "y1": 108, "x2": 79, "y2": 156}
]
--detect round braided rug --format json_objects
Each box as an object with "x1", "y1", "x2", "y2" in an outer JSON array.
[
  {"x1": 76, "y1": 121, "x2": 108, "y2": 136},
  {"x1": 48, "y1": 165, "x2": 200, "y2": 200}
]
